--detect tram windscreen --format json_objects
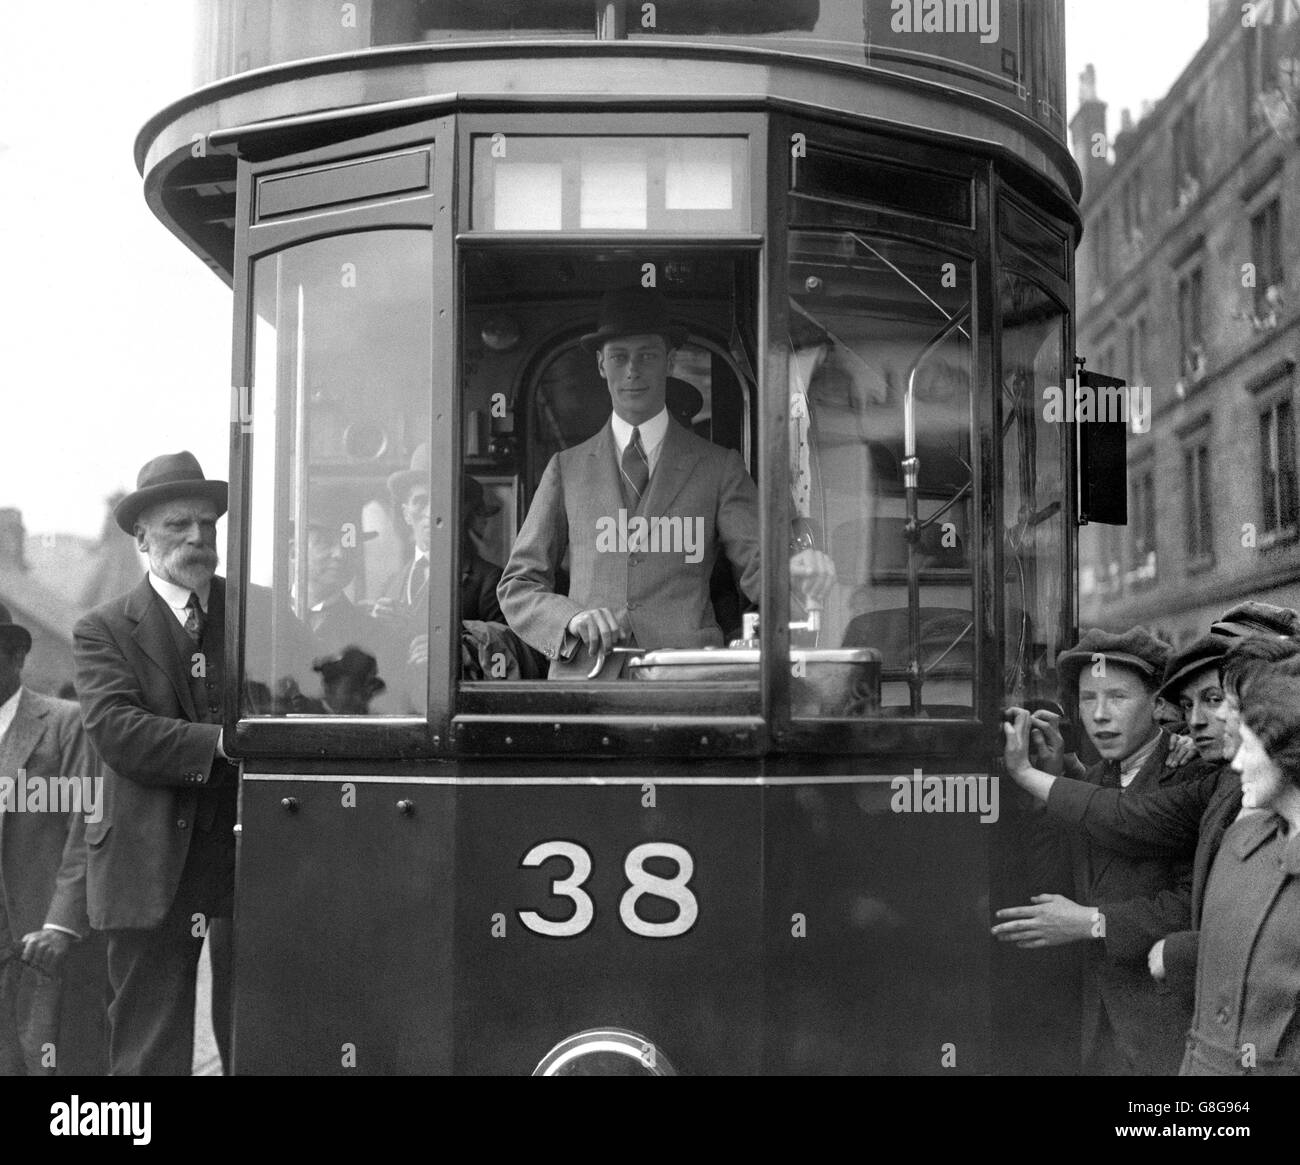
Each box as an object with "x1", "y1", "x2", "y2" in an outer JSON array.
[
  {"x1": 787, "y1": 230, "x2": 975, "y2": 719},
  {"x1": 243, "y1": 230, "x2": 434, "y2": 717}
]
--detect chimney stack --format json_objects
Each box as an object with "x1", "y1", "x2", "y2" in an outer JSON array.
[
  {"x1": 1069, "y1": 64, "x2": 1110, "y2": 199},
  {"x1": 0, "y1": 508, "x2": 27, "y2": 570}
]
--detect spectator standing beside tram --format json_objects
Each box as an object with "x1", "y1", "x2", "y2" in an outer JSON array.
[{"x1": 994, "y1": 627, "x2": 1202, "y2": 1075}]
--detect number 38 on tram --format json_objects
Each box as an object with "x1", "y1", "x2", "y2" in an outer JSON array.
[{"x1": 135, "y1": 0, "x2": 1117, "y2": 1074}]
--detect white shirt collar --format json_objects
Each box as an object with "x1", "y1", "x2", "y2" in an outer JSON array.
[
  {"x1": 0, "y1": 685, "x2": 23, "y2": 745},
  {"x1": 148, "y1": 571, "x2": 210, "y2": 613},
  {"x1": 611, "y1": 407, "x2": 669, "y2": 457},
  {"x1": 1118, "y1": 729, "x2": 1164, "y2": 788}
]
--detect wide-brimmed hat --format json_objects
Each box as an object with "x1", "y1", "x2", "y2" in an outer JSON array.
[
  {"x1": 0, "y1": 600, "x2": 32, "y2": 654},
  {"x1": 580, "y1": 289, "x2": 688, "y2": 353},
  {"x1": 114, "y1": 451, "x2": 228, "y2": 534},
  {"x1": 1157, "y1": 634, "x2": 1232, "y2": 703},
  {"x1": 1058, "y1": 627, "x2": 1171, "y2": 690},
  {"x1": 388, "y1": 444, "x2": 430, "y2": 503},
  {"x1": 1210, "y1": 600, "x2": 1300, "y2": 640}
]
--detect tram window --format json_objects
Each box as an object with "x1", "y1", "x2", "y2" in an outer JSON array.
[
  {"x1": 999, "y1": 271, "x2": 1068, "y2": 706},
  {"x1": 461, "y1": 248, "x2": 763, "y2": 690},
  {"x1": 243, "y1": 230, "x2": 433, "y2": 717},
  {"x1": 787, "y1": 230, "x2": 976, "y2": 719},
  {"x1": 471, "y1": 137, "x2": 749, "y2": 234}
]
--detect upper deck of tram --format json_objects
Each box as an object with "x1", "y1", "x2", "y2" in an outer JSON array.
[{"x1": 137, "y1": 0, "x2": 1076, "y2": 283}]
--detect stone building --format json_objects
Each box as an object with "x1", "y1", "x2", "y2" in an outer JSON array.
[{"x1": 1074, "y1": 0, "x2": 1300, "y2": 645}]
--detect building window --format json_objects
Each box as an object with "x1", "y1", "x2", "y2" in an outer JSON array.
[
  {"x1": 1177, "y1": 268, "x2": 1205, "y2": 379},
  {"x1": 1251, "y1": 198, "x2": 1285, "y2": 317},
  {"x1": 1121, "y1": 178, "x2": 1145, "y2": 246},
  {"x1": 1183, "y1": 441, "x2": 1213, "y2": 564},
  {"x1": 1260, "y1": 396, "x2": 1298, "y2": 538},
  {"x1": 1126, "y1": 315, "x2": 1147, "y2": 387},
  {"x1": 1128, "y1": 466, "x2": 1157, "y2": 585},
  {"x1": 1172, "y1": 106, "x2": 1200, "y2": 207},
  {"x1": 1246, "y1": 0, "x2": 1300, "y2": 130},
  {"x1": 1092, "y1": 207, "x2": 1113, "y2": 285}
]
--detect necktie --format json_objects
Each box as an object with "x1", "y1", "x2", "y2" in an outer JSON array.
[
  {"x1": 1099, "y1": 759, "x2": 1122, "y2": 789},
  {"x1": 184, "y1": 592, "x2": 205, "y2": 644},
  {"x1": 621, "y1": 426, "x2": 650, "y2": 511},
  {"x1": 409, "y1": 557, "x2": 429, "y2": 605}
]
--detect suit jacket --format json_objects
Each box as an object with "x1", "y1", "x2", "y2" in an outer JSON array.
[
  {"x1": 72, "y1": 576, "x2": 229, "y2": 931},
  {"x1": 0, "y1": 689, "x2": 92, "y2": 938},
  {"x1": 1043, "y1": 733, "x2": 1199, "y2": 1073},
  {"x1": 498, "y1": 416, "x2": 760, "y2": 678},
  {"x1": 1046, "y1": 758, "x2": 1237, "y2": 996}
]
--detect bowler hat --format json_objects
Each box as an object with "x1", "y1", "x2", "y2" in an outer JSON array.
[
  {"x1": 313, "y1": 646, "x2": 386, "y2": 694},
  {"x1": 0, "y1": 600, "x2": 32, "y2": 654},
  {"x1": 580, "y1": 289, "x2": 688, "y2": 353},
  {"x1": 115, "y1": 451, "x2": 228, "y2": 534},
  {"x1": 1210, "y1": 600, "x2": 1300, "y2": 640},
  {"x1": 1157, "y1": 634, "x2": 1231, "y2": 703},
  {"x1": 388, "y1": 444, "x2": 430, "y2": 503},
  {"x1": 1058, "y1": 627, "x2": 1171, "y2": 689}
]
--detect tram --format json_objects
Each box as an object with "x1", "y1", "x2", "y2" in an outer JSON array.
[{"x1": 135, "y1": 0, "x2": 1123, "y2": 1074}]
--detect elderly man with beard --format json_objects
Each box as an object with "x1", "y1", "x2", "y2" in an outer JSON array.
[{"x1": 72, "y1": 452, "x2": 239, "y2": 1076}]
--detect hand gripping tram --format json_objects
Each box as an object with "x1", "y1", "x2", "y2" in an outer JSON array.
[{"x1": 136, "y1": 0, "x2": 1123, "y2": 1074}]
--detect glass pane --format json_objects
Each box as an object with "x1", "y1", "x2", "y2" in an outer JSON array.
[
  {"x1": 999, "y1": 271, "x2": 1067, "y2": 707},
  {"x1": 463, "y1": 249, "x2": 761, "y2": 689},
  {"x1": 244, "y1": 230, "x2": 433, "y2": 717},
  {"x1": 471, "y1": 137, "x2": 749, "y2": 233},
  {"x1": 787, "y1": 230, "x2": 976, "y2": 719}
]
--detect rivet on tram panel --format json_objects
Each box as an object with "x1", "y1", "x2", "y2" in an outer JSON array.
[
  {"x1": 505, "y1": 736, "x2": 513, "y2": 746},
  {"x1": 700, "y1": 736, "x2": 709, "y2": 746},
  {"x1": 281, "y1": 797, "x2": 299, "y2": 813},
  {"x1": 432, "y1": 735, "x2": 440, "y2": 746},
  {"x1": 397, "y1": 799, "x2": 415, "y2": 816},
  {"x1": 601, "y1": 736, "x2": 611, "y2": 746}
]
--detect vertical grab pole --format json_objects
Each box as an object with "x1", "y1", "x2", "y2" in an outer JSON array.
[{"x1": 903, "y1": 308, "x2": 971, "y2": 715}]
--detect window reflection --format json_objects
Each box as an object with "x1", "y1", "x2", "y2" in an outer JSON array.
[
  {"x1": 787, "y1": 230, "x2": 975, "y2": 718},
  {"x1": 998, "y1": 270, "x2": 1066, "y2": 704},
  {"x1": 244, "y1": 230, "x2": 432, "y2": 716}
]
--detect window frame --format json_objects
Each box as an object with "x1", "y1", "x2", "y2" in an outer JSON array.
[{"x1": 226, "y1": 116, "x2": 455, "y2": 760}]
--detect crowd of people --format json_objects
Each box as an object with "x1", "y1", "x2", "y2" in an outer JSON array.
[{"x1": 1000, "y1": 601, "x2": 1300, "y2": 1075}]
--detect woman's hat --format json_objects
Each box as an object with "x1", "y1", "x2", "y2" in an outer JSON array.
[
  {"x1": 114, "y1": 451, "x2": 228, "y2": 534},
  {"x1": 580, "y1": 289, "x2": 688, "y2": 352},
  {"x1": 0, "y1": 600, "x2": 32, "y2": 654}
]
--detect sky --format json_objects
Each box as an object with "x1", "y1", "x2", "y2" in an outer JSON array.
[{"x1": 0, "y1": 0, "x2": 1212, "y2": 539}]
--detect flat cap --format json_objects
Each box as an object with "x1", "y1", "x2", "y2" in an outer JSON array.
[
  {"x1": 1058, "y1": 626, "x2": 1171, "y2": 688},
  {"x1": 1157, "y1": 634, "x2": 1232, "y2": 702},
  {"x1": 1210, "y1": 601, "x2": 1300, "y2": 640}
]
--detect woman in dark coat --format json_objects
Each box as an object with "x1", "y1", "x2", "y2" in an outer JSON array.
[{"x1": 1182, "y1": 665, "x2": 1300, "y2": 1075}]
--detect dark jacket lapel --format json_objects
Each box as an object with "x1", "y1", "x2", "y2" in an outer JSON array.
[
  {"x1": 127, "y1": 575, "x2": 198, "y2": 720},
  {"x1": 1088, "y1": 732, "x2": 1170, "y2": 886}
]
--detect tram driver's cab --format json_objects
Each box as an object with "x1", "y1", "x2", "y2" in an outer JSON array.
[{"x1": 236, "y1": 120, "x2": 1071, "y2": 749}]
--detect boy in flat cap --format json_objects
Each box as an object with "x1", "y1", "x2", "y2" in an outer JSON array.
[{"x1": 996, "y1": 627, "x2": 1203, "y2": 1074}]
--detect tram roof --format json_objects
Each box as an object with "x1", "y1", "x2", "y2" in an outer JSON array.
[{"x1": 135, "y1": 43, "x2": 1082, "y2": 283}]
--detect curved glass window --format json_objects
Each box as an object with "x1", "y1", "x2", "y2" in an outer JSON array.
[
  {"x1": 786, "y1": 230, "x2": 976, "y2": 720},
  {"x1": 998, "y1": 270, "x2": 1068, "y2": 706},
  {"x1": 243, "y1": 229, "x2": 433, "y2": 717}
]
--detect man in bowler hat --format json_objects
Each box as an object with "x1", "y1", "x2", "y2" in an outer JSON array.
[
  {"x1": 72, "y1": 451, "x2": 238, "y2": 1075},
  {"x1": 499, "y1": 288, "x2": 835, "y2": 678}
]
